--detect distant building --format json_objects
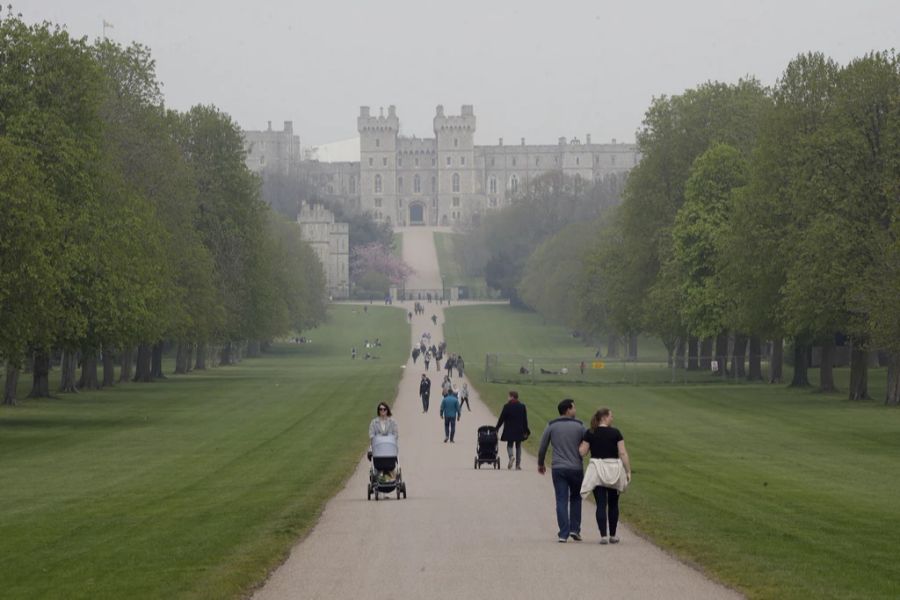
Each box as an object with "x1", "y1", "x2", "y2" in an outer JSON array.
[
  {"x1": 297, "y1": 201, "x2": 349, "y2": 299},
  {"x1": 295, "y1": 104, "x2": 640, "y2": 226},
  {"x1": 243, "y1": 120, "x2": 301, "y2": 176}
]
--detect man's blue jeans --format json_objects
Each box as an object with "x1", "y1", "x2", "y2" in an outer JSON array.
[
  {"x1": 443, "y1": 416, "x2": 456, "y2": 441},
  {"x1": 551, "y1": 468, "x2": 583, "y2": 539}
]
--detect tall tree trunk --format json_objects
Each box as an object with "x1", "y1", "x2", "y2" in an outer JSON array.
[
  {"x1": 885, "y1": 353, "x2": 900, "y2": 406},
  {"x1": 151, "y1": 342, "x2": 166, "y2": 379},
  {"x1": 627, "y1": 333, "x2": 638, "y2": 361},
  {"x1": 194, "y1": 342, "x2": 207, "y2": 370},
  {"x1": 714, "y1": 332, "x2": 728, "y2": 376},
  {"x1": 184, "y1": 344, "x2": 193, "y2": 372},
  {"x1": 770, "y1": 338, "x2": 784, "y2": 383},
  {"x1": 79, "y1": 351, "x2": 100, "y2": 390},
  {"x1": 59, "y1": 350, "x2": 78, "y2": 393},
  {"x1": 747, "y1": 336, "x2": 763, "y2": 381},
  {"x1": 119, "y1": 347, "x2": 134, "y2": 383},
  {"x1": 29, "y1": 350, "x2": 52, "y2": 398},
  {"x1": 4, "y1": 364, "x2": 20, "y2": 406},
  {"x1": 606, "y1": 333, "x2": 619, "y2": 358},
  {"x1": 134, "y1": 343, "x2": 152, "y2": 383},
  {"x1": 849, "y1": 345, "x2": 870, "y2": 401},
  {"x1": 247, "y1": 340, "x2": 261, "y2": 358},
  {"x1": 102, "y1": 348, "x2": 116, "y2": 387},
  {"x1": 819, "y1": 337, "x2": 836, "y2": 393},
  {"x1": 699, "y1": 338, "x2": 712, "y2": 369},
  {"x1": 220, "y1": 342, "x2": 233, "y2": 366},
  {"x1": 174, "y1": 342, "x2": 189, "y2": 375},
  {"x1": 790, "y1": 342, "x2": 811, "y2": 387},
  {"x1": 675, "y1": 337, "x2": 686, "y2": 369},
  {"x1": 687, "y1": 337, "x2": 699, "y2": 370},
  {"x1": 731, "y1": 334, "x2": 748, "y2": 378}
]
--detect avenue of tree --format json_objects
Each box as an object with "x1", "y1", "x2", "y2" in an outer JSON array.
[
  {"x1": 461, "y1": 51, "x2": 900, "y2": 405},
  {"x1": 1, "y1": 12, "x2": 327, "y2": 405}
]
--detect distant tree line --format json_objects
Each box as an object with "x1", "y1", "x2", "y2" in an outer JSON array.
[
  {"x1": 465, "y1": 52, "x2": 900, "y2": 405},
  {"x1": 1, "y1": 11, "x2": 327, "y2": 405}
]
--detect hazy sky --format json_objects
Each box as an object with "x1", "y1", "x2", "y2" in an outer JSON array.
[{"x1": 22, "y1": 1, "x2": 900, "y2": 147}]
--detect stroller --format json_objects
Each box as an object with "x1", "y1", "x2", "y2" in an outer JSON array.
[
  {"x1": 474, "y1": 425, "x2": 501, "y2": 469},
  {"x1": 368, "y1": 434, "x2": 407, "y2": 500}
]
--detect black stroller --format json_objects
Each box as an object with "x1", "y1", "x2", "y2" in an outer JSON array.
[
  {"x1": 368, "y1": 434, "x2": 407, "y2": 500},
  {"x1": 474, "y1": 425, "x2": 501, "y2": 469}
]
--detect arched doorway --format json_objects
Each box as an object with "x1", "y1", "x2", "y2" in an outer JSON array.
[{"x1": 409, "y1": 202, "x2": 425, "y2": 225}]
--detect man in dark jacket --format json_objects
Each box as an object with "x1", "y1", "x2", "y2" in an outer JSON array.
[
  {"x1": 496, "y1": 391, "x2": 530, "y2": 470},
  {"x1": 537, "y1": 398, "x2": 585, "y2": 543},
  {"x1": 419, "y1": 374, "x2": 431, "y2": 413}
]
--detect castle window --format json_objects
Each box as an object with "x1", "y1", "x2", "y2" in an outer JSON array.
[
  {"x1": 491, "y1": 158, "x2": 495, "y2": 166},
  {"x1": 432, "y1": 158, "x2": 436, "y2": 166},
  {"x1": 376, "y1": 138, "x2": 380, "y2": 148},
  {"x1": 535, "y1": 156, "x2": 540, "y2": 166},
  {"x1": 431, "y1": 176, "x2": 436, "y2": 192},
  {"x1": 576, "y1": 157, "x2": 580, "y2": 165},
  {"x1": 383, "y1": 157, "x2": 388, "y2": 166},
  {"x1": 594, "y1": 155, "x2": 599, "y2": 164},
  {"x1": 461, "y1": 156, "x2": 466, "y2": 166},
  {"x1": 414, "y1": 175, "x2": 421, "y2": 193},
  {"x1": 369, "y1": 157, "x2": 373, "y2": 166},
  {"x1": 350, "y1": 176, "x2": 356, "y2": 194},
  {"x1": 415, "y1": 157, "x2": 419, "y2": 167},
  {"x1": 512, "y1": 157, "x2": 517, "y2": 167},
  {"x1": 374, "y1": 197, "x2": 382, "y2": 207},
  {"x1": 489, "y1": 176, "x2": 497, "y2": 194},
  {"x1": 454, "y1": 138, "x2": 459, "y2": 147},
  {"x1": 509, "y1": 174, "x2": 518, "y2": 193},
  {"x1": 452, "y1": 173, "x2": 460, "y2": 193},
  {"x1": 452, "y1": 196, "x2": 460, "y2": 207},
  {"x1": 398, "y1": 176, "x2": 403, "y2": 191},
  {"x1": 611, "y1": 155, "x2": 616, "y2": 165},
  {"x1": 398, "y1": 157, "x2": 403, "y2": 167},
  {"x1": 374, "y1": 175, "x2": 382, "y2": 193},
  {"x1": 446, "y1": 156, "x2": 452, "y2": 166}
]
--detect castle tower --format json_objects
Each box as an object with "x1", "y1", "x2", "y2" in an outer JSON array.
[
  {"x1": 358, "y1": 105, "x2": 399, "y2": 225},
  {"x1": 434, "y1": 104, "x2": 477, "y2": 226}
]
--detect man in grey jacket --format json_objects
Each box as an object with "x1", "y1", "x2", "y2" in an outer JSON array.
[{"x1": 538, "y1": 398, "x2": 586, "y2": 543}]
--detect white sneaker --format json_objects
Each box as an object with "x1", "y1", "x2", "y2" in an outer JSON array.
[
  {"x1": 599, "y1": 537, "x2": 609, "y2": 545},
  {"x1": 609, "y1": 536, "x2": 620, "y2": 544}
]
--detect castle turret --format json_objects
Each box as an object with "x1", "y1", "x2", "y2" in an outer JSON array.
[
  {"x1": 358, "y1": 105, "x2": 400, "y2": 224},
  {"x1": 433, "y1": 104, "x2": 477, "y2": 226}
]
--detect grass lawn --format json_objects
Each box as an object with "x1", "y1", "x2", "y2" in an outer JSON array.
[
  {"x1": 0, "y1": 305, "x2": 407, "y2": 600},
  {"x1": 432, "y1": 231, "x2": 495, "y2": 296},
  {"x1": 444, "y1": 304, "x2": 900, "y2": 600}
]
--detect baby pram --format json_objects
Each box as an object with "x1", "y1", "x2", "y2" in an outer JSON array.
[
  {"x1": 368, "y1": 434, "x2": 407, "y2": 500},
  {"x1": 474, "y1": 425, "x2": 501, "y2": 469}
]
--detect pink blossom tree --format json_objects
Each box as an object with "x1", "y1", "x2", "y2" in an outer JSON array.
[{"x1": 351, "y1": 243, "x2": 414, "y2": 287}]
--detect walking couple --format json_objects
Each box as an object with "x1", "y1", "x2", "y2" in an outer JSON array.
[{"x1": 537, "y1": 399, "x2": 632, "y2": 544}]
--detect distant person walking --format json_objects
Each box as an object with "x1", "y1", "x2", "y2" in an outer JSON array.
[
  {"x1": 459, "y1": 383, "x2": 470, "y2": 412},
  {"x1": 456, "y1": 355, "x2": 465, "y2": 378},
  {"x1": 431, "y1": 314, "x2": 438, "y2": 326},
  {"x1": 439, "y1": 388, "x2": 460, "y2": 443},
  {"x1": 579, "y1": 408, "x2": 631, "y2": 544},
  {"x1": 351, "y1": 346, "x2": 357, "y2": 360},
  {"x1": 419, "y1": 374, "x2": 432, "y2": 413},
  {"x1": 496, "y1": 391, "x2": 530, "y2": 470},
  {"x1": 537, "y1": 399, "x2": 586, "y2": 543},
  {"x1": 412, "y1": 347, "x2": 420, "y2": 364},
  {"x1": 424, "y1": 350, "x2": 432, "y2": 371}
]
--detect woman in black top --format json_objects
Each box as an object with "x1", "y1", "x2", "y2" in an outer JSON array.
[
  {"x1": 496, "y1": 391, "x2": 530, "y2": 470},
  {"x1": 579, "y1": 408, "x2": 631, "y2": 544}
]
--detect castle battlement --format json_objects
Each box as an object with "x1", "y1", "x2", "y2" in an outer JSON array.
[{"x1": 358, "y1": 105, "x2": 399, "y2": 133}]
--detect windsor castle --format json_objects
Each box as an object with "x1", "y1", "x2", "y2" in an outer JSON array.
[{"x1": 244, "y1": 105, "x2": 639, "y2": 228}]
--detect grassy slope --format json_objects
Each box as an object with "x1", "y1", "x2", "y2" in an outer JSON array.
[
  {"x1": 0, "y1": 305, "x2": 407, "y2": 600},
  {"x1": 432, "y1": 231, "x2": 485, "y2": 290},
  {"x1": 443, "y1": 304, "x2": 900, "y2": 600}
]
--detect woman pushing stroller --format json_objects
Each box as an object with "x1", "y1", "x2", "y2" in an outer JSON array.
[{"x1": 367, "y1": 402, "x2": 407, "y2": 500}]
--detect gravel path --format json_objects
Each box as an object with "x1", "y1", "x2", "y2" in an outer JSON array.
[{"x1": 252, "y1": 227, "x2": 741, "y2": 600}]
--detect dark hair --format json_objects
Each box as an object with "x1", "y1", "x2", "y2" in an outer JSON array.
[
  {"x1": 508, "y1": 390, "x2": 519, "y2": 400},
  {"x1": 557, "y1": 398, "x2": 575, "y2": 415},
  {"x1": 590, "y1": 408, "x2": 611, "y2": 432},
  {"x1": 376, "y1": 403, "x2": 392, "y2": 417}
]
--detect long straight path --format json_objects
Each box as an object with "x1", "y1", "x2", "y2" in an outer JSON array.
[{"x1": 253, "y1": 227, "x2": 741, "y2": 599}]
